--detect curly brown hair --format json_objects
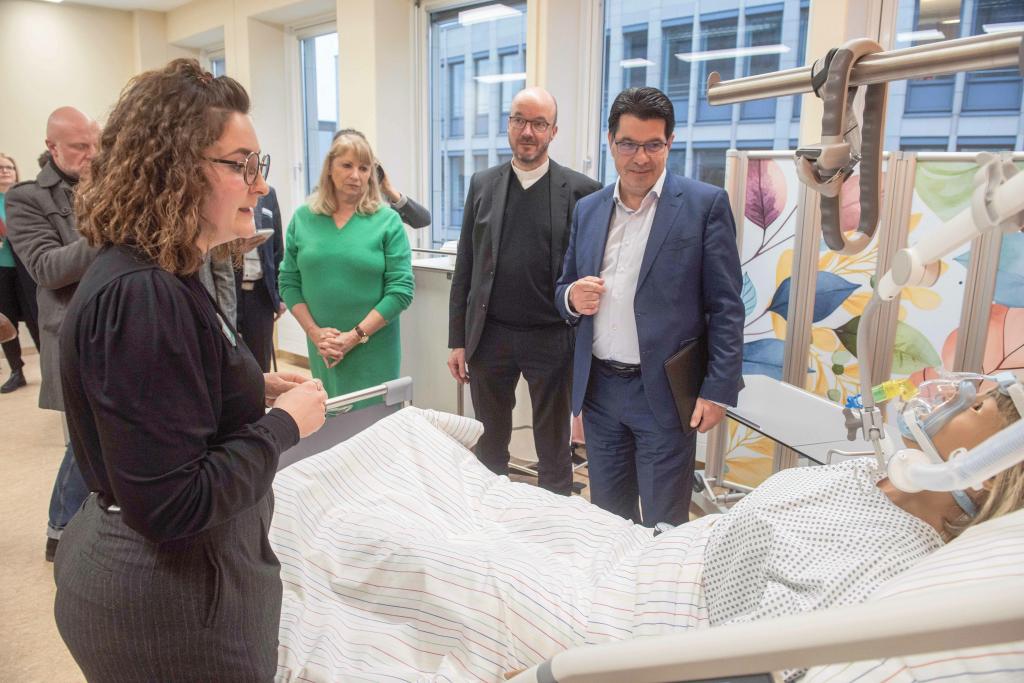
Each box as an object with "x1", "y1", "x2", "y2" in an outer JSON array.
[{"x1": 75, "y1": 58, "x2": 250, "y2": 275}]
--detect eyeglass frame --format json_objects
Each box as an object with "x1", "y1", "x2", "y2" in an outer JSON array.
[
  {"x1": 507, "y1": 116, "x2": 553, "y2": 133},
  {"x1": 205, "y1": 151, "x2": 271, "y2": 186},
  {"x1": 0, "y1": 165, "x2": 16, "y2": 173},
  {"x1": 613, "y1": 139, "x2": 669, "y2": 156}
]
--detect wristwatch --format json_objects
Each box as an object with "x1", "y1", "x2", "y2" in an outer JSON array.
[{"x1": 354, "y1": 325, "x2": 370, "y2": 344}]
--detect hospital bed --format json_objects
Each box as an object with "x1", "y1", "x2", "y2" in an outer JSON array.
[{"x1": 270, "y1": 398, "x2": 1024, "y2": 683}]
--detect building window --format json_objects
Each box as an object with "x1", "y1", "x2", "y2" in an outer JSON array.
[
  {"x1": 599, "y1": 0, "x2": 807, "y2": 185},
  {"x1": 209, "y1": 53, "x2": 226, "y2": 77},
  {"x1": 622, "y1": 26, "x2": 649, "y2": 90},
  {"x1": 900, "y1": 136, "x2": 949, "y2": 152},
  {"x1": 696, "y1": 12, "x2": 739, "y2": 123},
  {"x1": 956, "y1": 136, "x2": 1017, "y2": 152},
  {"x1": 662, "y1": 20, "x2": 693, "y2": 125},
  {"x1": 499, "y1": 48, "x2": 525, "y2": 133},
  {"x1": 429, "y1": 0, "x2": 527, "y2": 246},
  {"x1": 792, "y1": 1, "x2": 809, "y2": 120},
  {"x1": 448, "y1": 154, "x2": 466, "y2": 229},
  {"x1": 668, "y1": 144, "x2": 687, "y2": 176},
  {"x1": 693, "y1": 143, "x2": 729, "y2": 188},
  {"x1": 740, "y1": 6, "x2": 784, "y2": 121},
  {"x1": 962, "y1": 0, "x2": 1024, "y2": 113},
  {"x1": 299, "y1": 30, "x2": 338, "y2": 196}
]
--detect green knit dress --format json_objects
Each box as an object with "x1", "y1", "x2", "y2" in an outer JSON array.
[{"x1": 279, "y1": 204, "x2": 413, "y2": 407}]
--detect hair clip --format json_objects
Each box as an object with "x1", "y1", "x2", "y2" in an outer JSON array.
[{"x1": 196, "y1": 71, "x2": 214, "y2": 85}]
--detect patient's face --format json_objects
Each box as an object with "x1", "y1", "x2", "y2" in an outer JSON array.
[{"x1": 910, "y1": 393, "x2": 1006, "y2": 459}]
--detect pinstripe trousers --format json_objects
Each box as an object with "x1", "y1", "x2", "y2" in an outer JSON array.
[{"x1": 53, "y1": 493, "x2": 282, "y2": 682}]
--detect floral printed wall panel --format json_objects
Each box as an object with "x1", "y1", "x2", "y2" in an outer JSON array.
[{"x1": 724, "y1": 156, "x2": 802, "y2": 487}]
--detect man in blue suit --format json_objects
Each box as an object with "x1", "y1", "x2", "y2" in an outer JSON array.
[
  {"x1": 235, "y1": 185, "x2": 285, "y2": 372},
  {"x1": 555, "y1": 87, "x2": 744, "y2": 526}
]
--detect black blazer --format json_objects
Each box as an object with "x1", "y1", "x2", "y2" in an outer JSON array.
[
  {"x1": 448, "y1": 159, "x2": 602, "y2": 360},
  {"x1": 235, "y1": 187, "x2": 284, "y2": 311}
]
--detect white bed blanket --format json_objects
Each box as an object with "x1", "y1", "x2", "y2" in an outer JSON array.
[{"x1": 271, "y1": 407, "x2": 717, "y2": 683}]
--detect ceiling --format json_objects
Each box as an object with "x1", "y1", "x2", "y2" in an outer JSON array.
[{"x1": 61, "y1": 0, "x2": 193, "y2": 11}]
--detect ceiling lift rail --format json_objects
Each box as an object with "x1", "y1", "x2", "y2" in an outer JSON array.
[{"x1": 707, "y1": 30, "x2": 1024, "y2": 106}]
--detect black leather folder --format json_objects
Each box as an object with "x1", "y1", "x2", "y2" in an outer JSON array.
[{"x1": 664, "y1": 336, "x2": 707, "y2": 434}]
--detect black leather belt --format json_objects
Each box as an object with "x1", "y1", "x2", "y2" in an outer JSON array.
[{"x1": 594, "y1": 356, "x2": 642, "y2": 378}]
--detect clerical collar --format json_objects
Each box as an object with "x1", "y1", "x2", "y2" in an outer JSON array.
[{"x1": 511, "y1": 158, "x2": 550, "y2": 189}]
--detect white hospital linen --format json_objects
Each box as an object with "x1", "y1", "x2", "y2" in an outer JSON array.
[
  {"x1": 704, "y1": 458, "x2": 944, "y2": 627},
  {"x1": 271, "y1": 411, "x2": 945, "y2": 683}
]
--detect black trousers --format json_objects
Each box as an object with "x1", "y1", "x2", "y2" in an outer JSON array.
[
  {"x1": 469, "y1": 321, "x2": 573, "y2": 495},
  {"x1": 0, "y1": 264, "x2": 39, "y2": 371},
  {"x1": 237, "y1": 285, "x2": 275, "y2": 373}
]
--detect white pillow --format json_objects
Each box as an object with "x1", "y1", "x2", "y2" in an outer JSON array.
[
  {"x1": 802, "y1": 508, "x2": 1024, "y2": 682},
  {"x1": 407, "y1": 407, "x2": 484, "y2": 449}
]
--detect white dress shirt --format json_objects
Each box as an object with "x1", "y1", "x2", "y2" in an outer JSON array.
[
  {"x1": 566, "y1": 169, "x2": 667, "y2": 364},
  {"x1": 511, "y1": 157, "x2": 550, "y2": 190}
]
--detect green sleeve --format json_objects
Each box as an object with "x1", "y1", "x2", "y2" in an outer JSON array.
[
  {"x1": 373, "y1": 209, "x2": 414, "y2": 322},
  {"x1": 277, "y1": 211, "x2": 305, "y2": 310}
]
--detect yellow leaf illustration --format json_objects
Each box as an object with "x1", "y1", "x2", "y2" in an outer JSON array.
[
  {"x1": 812, "y1": 327, "x2": 840, "y2": 352},
  {"x1": 907, "y1": 212, "x2": 922, "y2": 234},
  {"x1": 777, "y1": 249, "x2": 793, "y2": 287},
  {"x1": 745, "y1": 437, "x2": 776, "y2": 457},
  {"x1": 842, "y1": 291, "x2": 872, "y2": 317},
  {"x1": 771, "y1": 311, "x2": 787, "y2": 340},
  {"x1": 903, "y1": 286, "x2": 942, "y2": 310}
]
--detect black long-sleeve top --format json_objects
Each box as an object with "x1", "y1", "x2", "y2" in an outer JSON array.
[{"x1": 60, "y1": 245, "x2": 299, "y2": 543}]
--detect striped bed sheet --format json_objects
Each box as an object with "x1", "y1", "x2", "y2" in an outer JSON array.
[{"x1": 270, "y1": 407, "x2": 718, "y2": 683}]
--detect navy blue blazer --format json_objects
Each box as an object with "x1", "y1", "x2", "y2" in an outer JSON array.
[
  {"x1": 236, "y1": 187, "x2": 284, "y2": 311},
  {"x1": 554, "y1": 172, "x2": 745, "y2": 430}
]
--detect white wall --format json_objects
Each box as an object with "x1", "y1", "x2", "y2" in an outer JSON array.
[{"x1": 0, "y1": 1, "x2": 135, "y2": 181}]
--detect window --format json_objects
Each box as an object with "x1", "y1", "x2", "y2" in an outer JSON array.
[
  {"x1": 499, "y1": 48, "x2": 525, "y2": 133},
  {"x1": 662, "y1": 20, "x2": 693, "y2": 125},
  {"x1": 696, "y1": 13, "x2": 739, "y2": 122},
  {"x1": 888, "y1": 0, "x2": 1024, "y2": 151},
  {"x1": 668, "y1": 144, "x2": 687, "y2": 176},
  {"x1": 474, "y1": 54, "x2": 492, "y2": 136},
  {"x1": 599, "y1": 0, "x2": 808, "y2": 185},
  {"x1": 448, "y1": 154, "x2": 466, "y2": 229},
  {"x1": 622, "y1": 27, "x2": 649, "y2": 90},
  {"x1": 956, "y1": 136, "x2": 1017, "y2": 152},
  {"x1": 299, "y1": 31, "x2": 339, "y2": 195},
  {"x1": 693, "y1": 143, "x2": 729, "y2": 187},
  {"x1": 962, "y1": 0, "x2": 1024, "y2": 113},
  {"x1": 210, "y1": 54, "x2": 226, "y2": 77},
  {"x1": 429, "y1": 1, "x2": 527, "y2": 246},
  {"x1": 900, "y1": 136, "x2": 949, "y2": 152},
  {"x1": 740, "y1": 6, "x2": 784, "y2": 121}
]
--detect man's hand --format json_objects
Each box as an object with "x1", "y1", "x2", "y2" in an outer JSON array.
[
  {"x1": 568, "y1": 276, "x2": 606, "y2": 316},
  {"x1": 275, "y1": 302, "x2": 287, "y2": 320},
  {"x1": 447, "y1": 348, "x2": 469, "y2": 384},
  {"x1": 689, "y1": 398, "x2": 726, "y2": 433},
  {"x1": 238, "y1": 232, "x2": 271, "y2": 253},
  {"x1": 264, "y1": 371, "x2": 310, "y2": 407}
]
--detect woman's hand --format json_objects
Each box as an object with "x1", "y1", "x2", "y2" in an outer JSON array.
[
  {"x1": 273, "y1": 380, "x2": 328, "y2": 438},
  {"x1": 264, "y1": 371, "x2": 310, "y2": 407},
  {"x1": 317, "y1": 330, "x2": 361, "y2": 368}
]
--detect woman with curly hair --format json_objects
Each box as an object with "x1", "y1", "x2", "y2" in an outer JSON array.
[
  {"x1": 53, "y1": 59, "x2": 329, "y2": 681},
  {"x1": 278, "y1": 132, "x2": 413, "y2": 407}
]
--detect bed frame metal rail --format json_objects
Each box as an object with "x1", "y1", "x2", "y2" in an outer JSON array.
[{"x1": 509, "y1": 578, "x2": 1024, "y2": 683}]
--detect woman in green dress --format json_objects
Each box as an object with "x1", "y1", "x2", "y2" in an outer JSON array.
[{"x1": 279, "y1": 133, "x2": 413, "y2": 405}]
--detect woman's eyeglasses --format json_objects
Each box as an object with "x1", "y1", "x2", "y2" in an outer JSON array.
[
  {"x1": 0, "y1": 165, "x2": 16, "y2": 173},
  {"x1": 206, "y1": 152, "x2": 271, "y2": 186}
]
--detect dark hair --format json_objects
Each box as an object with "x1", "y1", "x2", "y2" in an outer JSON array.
[
  {"x1": 76, "y1": 58, "x2": 250, "y2": 275},
  {"x1": 608, "y1": 87, "x2": 675, "y2": 140}
]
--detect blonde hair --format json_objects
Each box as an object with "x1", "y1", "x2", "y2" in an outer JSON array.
[
  {"x1": 308, "y1": 133, "x2": 382, "y2": 217},
  {"x1": 946, "y1": 391, "x2": 1022, "y2": 538}
]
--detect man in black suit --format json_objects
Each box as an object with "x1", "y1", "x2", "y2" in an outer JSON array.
[
  {"x1": 448, "y1": 87, "x2": 602, "y2": 494},
  {"x1": 235, "y1": 186, "x2": 285, "y2": 372}
]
